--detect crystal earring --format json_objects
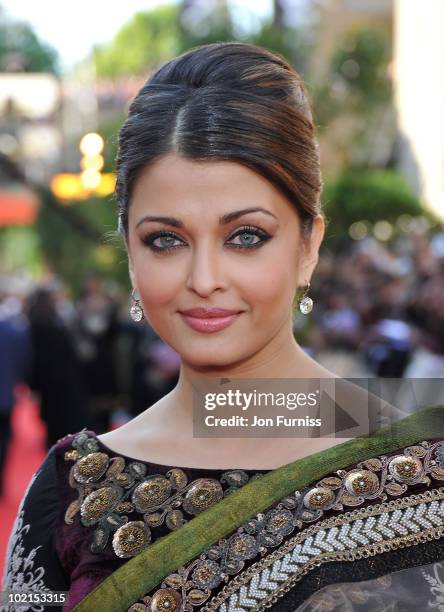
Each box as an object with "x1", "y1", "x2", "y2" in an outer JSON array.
[
  {"x1": 298, "y1": 282, "x2": 313, "y2": 314},
  {"x1": 130, "y1": 288, "x2": 144, "y2": 322}
]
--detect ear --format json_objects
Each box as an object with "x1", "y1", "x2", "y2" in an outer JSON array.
[
  {"x1": 298, "y1": 214, "x2": 325, "y2": 285},
  {"x1": 128, "y1": 255, "x2": 136, "y2": 289}
]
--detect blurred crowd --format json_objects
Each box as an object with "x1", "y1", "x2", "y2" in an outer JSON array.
[
  {"x1": 304, "y1": 230, "x2": 444, "y2": 383},
  {"x1": 1, "y1": 228, "x2": 444, "y2": 495},
  {"x1": 0, "y1": 273, "x2": 180, "y2": 495}
]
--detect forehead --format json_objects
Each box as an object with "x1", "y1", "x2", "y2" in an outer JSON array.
[{"x1": 129, "y1": 153, "x2": 297, "y2": 220}]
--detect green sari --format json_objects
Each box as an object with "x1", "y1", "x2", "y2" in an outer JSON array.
[{"x1": 72, "y1": 405, "x2": 444, "y2": 611}]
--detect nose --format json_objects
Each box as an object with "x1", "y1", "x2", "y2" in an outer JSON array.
[{"x1": 185, "y1": 242, "x2": 228, "y2": 297}]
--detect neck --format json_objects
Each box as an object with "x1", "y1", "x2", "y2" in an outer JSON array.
[
  {"x1": 134, "y1": 317, "x2": 340, "y2": 467},
  {"x1": 163, "y1": 316, "x2": 336, "y2": 423}
]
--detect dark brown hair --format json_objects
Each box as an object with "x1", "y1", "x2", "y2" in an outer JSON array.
[{"x1": 115, "y1": 41, "x2": 323, "y2": 241}]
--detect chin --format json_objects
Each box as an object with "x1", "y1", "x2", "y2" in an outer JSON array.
[{"x1": 179, "y1": 345, "x2": 249, "y2": 371}]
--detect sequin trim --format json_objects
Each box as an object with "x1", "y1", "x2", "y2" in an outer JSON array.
[
  {"x1": 133, "y1": 440, "x2": 444, "y2": 611},
  {"x1": 212, "y1": 488, "x2": 444, "y2": 611},
  {"x1": 63, "y1": 431, "x2": 264, "y2": 558}
]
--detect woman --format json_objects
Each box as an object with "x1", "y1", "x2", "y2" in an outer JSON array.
[{"x1": 2, "y1": 42, "x2": 444, "y2": 612}]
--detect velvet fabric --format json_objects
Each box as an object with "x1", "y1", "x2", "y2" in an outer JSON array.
[{"x1": 72, "y1": 405, "x2": 444, "y2": 612}]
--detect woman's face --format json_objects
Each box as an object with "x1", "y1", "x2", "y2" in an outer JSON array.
[{"x1": 127, "y1": 153, "x2": 323, "y2": 370}]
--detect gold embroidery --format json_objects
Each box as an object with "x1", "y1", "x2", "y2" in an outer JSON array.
[
  {"x1": 81, "y1": 486, "x2": 122, "y2": 525},
  {"x1": 303, "y1": 487, "x2": 335, "y2": 509},
  {"x1": 183, "y1": 479, "x2": 224, "y2": 515},
  {"x1": 229, "y1": 534, "x2": 258, "y2": 560},
  {"x1": 74, "y1": 452, "x2": 109, "y2": 483},
  {"x1": 165, "y1": 509, "x2": 185, "y2": 530},
  {"x1": 64, "y1": 449, "x2": 81, "y2": 462},
  {"x1": 344, "y1": 469, "x2": 379, "y2": 497},
  {"x1": 113, "y1": 521, "x2": 151, "y2": 558},
  {"x1": 132, "y1": 476, "x2": 173, "y2": 511},
  {"x1": 388, "y1": 455, "x2": 423, "y2": 483},
  {"x1": 63, "y1": 431, "x2": 260, "y2": 557},
  {"x1": 150, "y1": 587, "x2": 182, "y2": 611},
  {"x1": 138, "y1": 440, "x2": 444, "y2": 612},
  {"x1": 193, "y1": 561, "x2": 223, "y2": 590},
  {"x1": 206, "y1": 487, "x2": 444, "y2": 611},
  {"x1": 431, "y1": 466, "x2": 444, "y2": 480}
]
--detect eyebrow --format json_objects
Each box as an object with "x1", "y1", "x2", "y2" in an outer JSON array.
[{"x1": 135, "y1": 207, "x2": 278, "y2": 229}]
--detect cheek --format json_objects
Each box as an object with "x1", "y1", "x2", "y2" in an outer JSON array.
[
  {"x1": 133, "y1": 255, "x2": 184, "y2": 308},
  {"x1": 235, "y1": 249, "x2": 297, "y2": 309}
]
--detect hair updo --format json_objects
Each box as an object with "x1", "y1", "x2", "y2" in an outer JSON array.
[{"x1": 115, "y1": 41, "x2": 323, "y2": 241}]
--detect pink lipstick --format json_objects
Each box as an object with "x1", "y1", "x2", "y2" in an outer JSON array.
[{"x1": 178, "y1": 308, "x2": 242, "y2": 333}]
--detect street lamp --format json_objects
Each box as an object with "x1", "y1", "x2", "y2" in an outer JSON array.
[{"x1": 50, "y1": 132, "x2": 115, "y2": 202}]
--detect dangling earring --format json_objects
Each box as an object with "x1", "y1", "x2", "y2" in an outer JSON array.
[
  {"x1": 130, "y1": 288, "x2": 144, "y2": 322},
  {"x1": 298, "y1": 282, "x2": 313, "y2": 314}
]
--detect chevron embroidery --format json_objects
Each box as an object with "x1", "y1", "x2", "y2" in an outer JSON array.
[{"x1": 211, "y1": 488, "x2": 444, "y2": 611}]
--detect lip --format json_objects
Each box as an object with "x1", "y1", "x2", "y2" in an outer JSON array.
[
  {"x1": 178, "y1": 308, "x2": 243, "y2": 333},
  {"x1": 179, "y1": 308, "x2": 241, "y2": 318}
]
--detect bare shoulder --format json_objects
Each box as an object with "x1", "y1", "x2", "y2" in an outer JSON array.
[{"x1": 96, "y1": 420, "x2": 143, "y2": 455}]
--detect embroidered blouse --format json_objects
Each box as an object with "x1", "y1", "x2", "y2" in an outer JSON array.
[
  {"x1": 2, "y1": 430, "x2": 268, "y2": 611},
  {"x1": 2, "y1": 428, "x2": 444, "y2": 612}
]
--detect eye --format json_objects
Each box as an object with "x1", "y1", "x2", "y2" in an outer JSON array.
[
  {"x1": 227, "y1": 225, "x2": 271, "y2": 249},
  {"x1": 141, "y1": 231, "x2": 186, "y2": 252}
]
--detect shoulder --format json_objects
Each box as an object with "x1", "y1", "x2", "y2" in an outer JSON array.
[
  {"x1": 52, "y1": 428, "x2": 105, "y2": 484},
  {"x1": 2, "y1": 445, "x2": 71, "y2": 595},
  {"x1": 3, "y1": 447, "x2": 60, "y2": 586},
  {"x1": 54, "y1": 428, "x2": 99, "y2": 454},
  {"x1": 10, "y1": 437, "x2": 78, "y2": 529},
  {"x1": 18, "y1": 444, "x2": 59, "y2": 516}
]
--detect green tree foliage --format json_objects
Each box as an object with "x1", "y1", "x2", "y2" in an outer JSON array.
[
  {"x1": 176, "y1": 0, "x2": 234, "y2": 52},
  {"x1": 248, "y1": 22, "x2": 309, "y2": 76},
  {"x1": 0, "y1": 225, "x2": 42, "y2": 274},
  {"x1": 0, "y1": 9, "x2": 59, "y2": 73},
  {"x1": 322, "y1": 169, "x2": 424, "y2": 246},
  {"x1": 331, "y1": 28, "x2": 391, "y2": 110},
  {"x1": 310, "y1": 23, "x2": 396, "y2": 183},
  {"x1": 313, "y1": 27, "x2": 391, "y2": 131},
  {"x1": 94, "y1": 5, "x2": 181, "y2": 77},
  {"x1": 36, "y1": 187, "x2": 129, "y2": 295},
  {"x1": 94, "y1": 1, "x2": 309, "y2": 79}
]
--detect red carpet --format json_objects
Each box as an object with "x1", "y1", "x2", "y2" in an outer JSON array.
[{"x1": 0, "y1": 389, "x2": 47, "y2": 581}]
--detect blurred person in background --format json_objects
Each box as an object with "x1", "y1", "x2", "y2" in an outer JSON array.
[
  {"x1": 26, "y1": 286, "x2": 91, "y2": 448},
  {"x1": 404, "y1": 262, "x2": 444, "y2": 377},
  {"x1": 310, "y1": 231, "x2": 444, "y2": 382},
  {"x1": 0, "y1": 292, "x2": 31, "y2": 497},
  {"x1": 318, "y1": 289, "x2": 361, "y2": 350},
  {"x1": 128, "y1": 324, "x2": 179, "y2": 418},
  {"x1": 75, "y1": 274, "x2": 120, "y2": 432}
]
